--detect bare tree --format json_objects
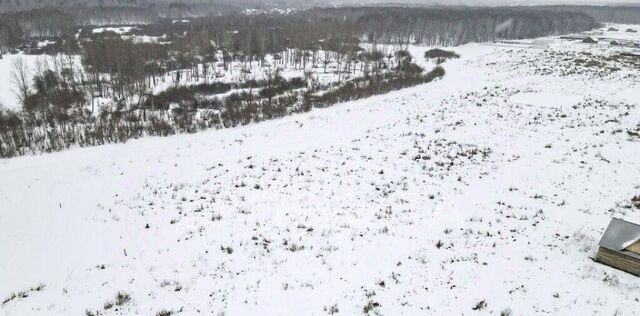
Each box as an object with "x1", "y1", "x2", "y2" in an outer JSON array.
[{"x1": 10, "y1": 57, "x2": 30, "y2": 108}]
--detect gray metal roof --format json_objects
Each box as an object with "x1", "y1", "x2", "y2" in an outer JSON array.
[{"x1": 599, "y1": 218, "x2": 640, "y2": 251}]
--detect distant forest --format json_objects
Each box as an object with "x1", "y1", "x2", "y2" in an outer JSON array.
[
  {"x1": 1, "y1": 0, "x2": 639, "y2": 24},
  {"x1": 301, "y1": 7, "x2": 597, "y2": 46},
  {"x1": 0, "y1": 6, "x2": 606, "y2": 51},
  {"x1": 3, "y1": 5, "x2": 640, "y2": 49},
  {"x1": 528, "y1": 5, "x2": 640, "y2": 24}
]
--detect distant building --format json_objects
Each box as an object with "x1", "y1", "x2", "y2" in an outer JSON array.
[{"x1": 596, "y1": 218, "x2": 640, "y2": 276}]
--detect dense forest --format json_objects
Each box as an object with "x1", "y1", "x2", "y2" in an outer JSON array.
[
  {"x1": 302, "y1": 7, "x2": 596, "y2": 46},
  {"x1": 535, "y1": 5, "x2": 640, "y2": 24},
  {"x1": 0, "y1": 6, "x2": 600, "y2": 52}
]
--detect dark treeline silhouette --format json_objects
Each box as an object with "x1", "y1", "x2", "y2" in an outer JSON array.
[
  {"x1": 0, "y1": 0, "x2": 274, "y2": 22},
  {"x1": 533, "y1": 5, "x2": 640, "y2": 24},
  {"x1": 73, "y1": 6, "x2": 159, "y2": 26},
  {"x1": 0, "y1": 9, "x2": 76, "y2": 50},
  {"x1": 300, "y1": 7, "x2": 596, "y2": 46},
  {"x1": 0, "y1": 5, "x2": 606, "y2": 53}
]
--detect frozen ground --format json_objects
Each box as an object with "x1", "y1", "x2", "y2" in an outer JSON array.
[{"x1": 1, "y1": 26, "x2": 640, "y2": 315}]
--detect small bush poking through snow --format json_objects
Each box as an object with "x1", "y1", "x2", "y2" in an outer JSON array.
[
  {"x1": 2, "y1": 293, "x2": 18, "y2": 305},
  {"x1": 114, "y1": 291, "x2": 131, "y2": 306},
  {"x1": 221, "y1": 246, "x2": 233, "y2": 254},
  {"x1": 472, "y1": 299, "x2": 487, "y2": 310},
  {"x1": 156, "y1": 310, "x2": 174, "y2": 316},
  {"x1": 324, "y1": 304, "x2": 339, "y2": 314},
  {"x1": 425, "y1": 48, "x2": 460, "y2": 60},
  {"x1": 32, "y1": 284, "x2": 45, "y2": 292},
  {"x1": 632, "y1": 195, "x2": 640, "y2": 209},
  {"x1": 363, "y1": 301, "x2": 381, "y2": 314}
]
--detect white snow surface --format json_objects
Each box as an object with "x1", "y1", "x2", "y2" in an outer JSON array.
[
  {"x1": 1, "y1": 28, "x2": 640, "y2": 315},
  {"x1": 92, "y1": 27, "x2": 139, "y2": 34}
]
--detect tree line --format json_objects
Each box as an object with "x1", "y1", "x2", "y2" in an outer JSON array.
[
  {"x1": 0, "y1": 48, "x2": 445, "y2": 158},
  {"x1": 0, "y1": 5, "x2": 608, "y2": 53},
  {"x1": 301, "y1": 7, "x2": 597, "y2": 46}
]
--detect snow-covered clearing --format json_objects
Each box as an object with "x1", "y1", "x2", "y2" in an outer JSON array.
[
  {"x1": 1, "y1": 26, "x2": 640, "y2": 315},
  {"x1": 92, "y1": 26, "x2": 140, "y2": 34}
]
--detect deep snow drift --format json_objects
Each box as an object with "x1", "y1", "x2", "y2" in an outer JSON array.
[{"x1": 1, "y1": 26, "x2": 640, "y2": 315}]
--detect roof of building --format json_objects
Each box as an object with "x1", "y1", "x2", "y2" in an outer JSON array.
[{"x1": 599, "y1": 218, "x2": 640, "y2": 252}]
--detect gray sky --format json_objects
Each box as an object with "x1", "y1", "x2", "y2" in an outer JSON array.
[{"x1": 329, "y1": 0, "x2": 635, "y2": 5}]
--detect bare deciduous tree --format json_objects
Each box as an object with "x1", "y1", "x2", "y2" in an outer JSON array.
[{"x1": 10, "y1": 57, "x2": 30, "y2": 108}]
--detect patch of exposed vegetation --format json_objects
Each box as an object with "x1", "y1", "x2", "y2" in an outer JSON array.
[
  {"x1": 632, "y1": 195, "x2": 640, "y2": 209},
  {"x1": 1, "y1": 283, "x2": 45, "y2": 306},
  {"x1": 115, "y1": 291, "x2": 131, "y2": 306},
  {"x1": 472, "y1": 299, "x2": 487, "y2": 310},
  {"x1": 425, "y1": 48, "x2": 461, "y2": 60}
]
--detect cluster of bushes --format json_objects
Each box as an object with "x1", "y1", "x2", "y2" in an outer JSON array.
[
  {"x1": 147, "y1": 82, "x2": 232, "y2": 110},
  {"x1": 222, "y1": 93, "x2": 299, "y2": 126},
  {"x1": 0, "y1": 64, "x2": 443, "y2": 158},
  {"x1": 424, "y1": 49, "x2": 460, "y2": 59},
  {"x1": 146, "y1": 77, "x2": 306, "y2": 111},
  {"x1": 0, "y1": 107, "x2": 210, "y2": 157},
  {"x1": 0, "y1": 91, "x2": 300, "y2": 158},
  {"x1": 258, "y1": 77, "x2": 306, "y2": 99},
  {"x1": 307, "y1": 65, "x2": 445, "y2": 109},
  {"x1": 424, "y1": 49, "x2": 461, "y2": 64}
]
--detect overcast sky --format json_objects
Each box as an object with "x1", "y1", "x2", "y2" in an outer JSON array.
[{"x1": 330, "y1": 0, "x2": 635, "y2": 5}]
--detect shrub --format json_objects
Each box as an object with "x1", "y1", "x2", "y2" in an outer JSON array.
[
  {"x1": 115, "y1": 291, "x2": 131, "y2": 306},
  {"x1": 424, "y1": 48, "x2": 460, "y2": 59},
  {"x1": 0, "y1": 64, "x2": 444, "y2": 159},
  {"x1": 472, "y1": 299, "x2": 487, "y2": 310},
  {"x1": 632, "y1": 195, "x2": 640, "y2": 209}
]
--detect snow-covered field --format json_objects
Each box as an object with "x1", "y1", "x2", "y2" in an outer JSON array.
[{"x1": 1, "y1": 26, "x2": 640, "y2": 315}]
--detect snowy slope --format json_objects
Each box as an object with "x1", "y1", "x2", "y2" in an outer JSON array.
[{"x1": 1, "y1": 28, "x2": 640, "y2": 315}]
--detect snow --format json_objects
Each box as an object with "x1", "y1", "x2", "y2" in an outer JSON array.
[
  {"x1": 509, "y1": 92, "x2": 583, "y2": 108},
  {"x1": 92, "y1": 27, "x2": 139, "y2": 34},
  {"x1": 126, "y1": 35, "x2": 166, "y2": 44},
  {"x1": 36, "y1": 40, "x2": 56, "y2": 48},
  {"x1": 1, "y1": 26, "x2": 640, "y2": 315}
]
